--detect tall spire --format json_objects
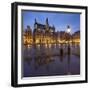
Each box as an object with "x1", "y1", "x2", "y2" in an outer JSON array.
[
  {"x1": 66, "y1": 25, "x2": 71, "y2": 34},
  {"x1": 67, "y1": 25, "x2": 70, "y2": 29},
  {"x1": 46, "y1": 18, "x2": 49, "y2": 25},
  {"x1": 35, "y1": 18, "x2": 37, "y2": 23}
]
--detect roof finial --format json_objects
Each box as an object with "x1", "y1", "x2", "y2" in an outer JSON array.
[
  {"x1": 46, "y1": 17, "x2": 49, "y2": 25},
  {"x1": 35, "y1": 18, "x2": 37, "y2": 23}
]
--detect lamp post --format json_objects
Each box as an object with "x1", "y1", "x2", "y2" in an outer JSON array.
[
  {"x1": 66, "y1": 25, "x2": 71, "y2": 75},
  {"x1": 66, "y1": 25, "x2": 71, "y2": 34},
  {"x1": 66, "y1": 25, "x2": 71, "y2": 53}
]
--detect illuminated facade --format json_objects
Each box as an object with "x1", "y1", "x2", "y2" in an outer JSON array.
[
  {"x1": 72, "y1": 31, "x2": 80, "y2": 45},
  {"x1": 33, "y1": 18, "x2": 55, "y2": 44},
  {"x1": 23, "y1": 18, "x2": 80, "y2": 47},
  {"x1": 23, "y1": 26, "x2": 33, "y2": 47}
]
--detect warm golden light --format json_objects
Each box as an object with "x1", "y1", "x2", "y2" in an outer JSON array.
[
  {"x1": 67, "y1": 28, "x2": 71, "y2": 33},
  {"x1": 23, "y1": 25, "x2": 80, "y2": 47}
]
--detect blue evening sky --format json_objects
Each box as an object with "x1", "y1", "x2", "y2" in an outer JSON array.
[{"x1": 22, "y1": 11, "x2": 80, "y2": 33}]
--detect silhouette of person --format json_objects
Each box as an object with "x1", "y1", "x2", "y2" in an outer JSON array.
[
  {"x1": 60, "y1": 44, "x2": 63, "y2": 56},
  {"x1": 67, "y1": 44, "x2": 71, "y2": 55}
]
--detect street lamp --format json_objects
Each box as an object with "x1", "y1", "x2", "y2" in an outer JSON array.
[
  {"x1": 66, "y1": 25, "x2": 71, "y2": 75},
  {"x1": 66, "y1": 25, "x2": 71, "y2": 55},
  {"x1": 66, "y1": 25, "x2": 71, "y2": 34}
]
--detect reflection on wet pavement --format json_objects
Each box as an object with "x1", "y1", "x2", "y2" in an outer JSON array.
[{"x1": 22, "y1": 44, "x2": 80, "y2": 77}]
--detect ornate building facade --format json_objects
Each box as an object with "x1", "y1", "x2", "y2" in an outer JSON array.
[
  {"x1": 33, "y1": 18, "x2": 56, "y2": 44},
  {"x1": 23, "y1": 26, "x2": 33, "y2": 47},
  {"x1": 72, "y1": 31, "x2": 80, "y2": 45},
  {"x1": 23, "y1": 18, "x2": 80, "y2": 47}
]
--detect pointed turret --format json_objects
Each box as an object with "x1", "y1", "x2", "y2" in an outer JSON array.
[
  {"x1": 35, "y1": 18, "x2": 37, "y2": 24},
  {"x1": 46, "y1": 18, "x2": 49, "y2": 26},
  {"x1": 34, "y1": 18, "x2": 38, "y2": 30},
  {"x1": 46, "y1": 18, "x2": 49, "y2": 31},
  {"x1": 26, "y1": 25, "x2": 32, "y2": 33}
]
